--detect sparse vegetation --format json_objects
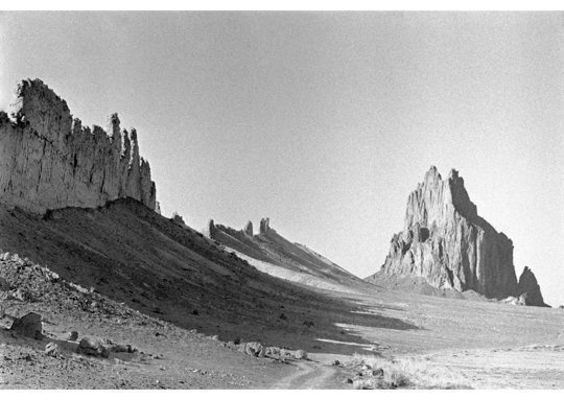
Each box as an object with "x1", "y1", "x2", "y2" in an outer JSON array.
[{"x1": 346, "y1": 353, "x2": 473, "y2": 389}]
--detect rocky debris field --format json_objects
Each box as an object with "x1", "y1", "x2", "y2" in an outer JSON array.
[{"x1": 0, "y1": 252, "x2": 308, "y2": 389}]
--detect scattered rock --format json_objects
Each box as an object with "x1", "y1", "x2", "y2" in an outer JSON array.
[
  {"x1": 293, "y1": 349, "x2": 308, "y2": 360},
  {"x1": 10, "y1": 312, "x2": 43, "y2": 340},
  {"x1": 240, "y1": 342, "x2": 265, "y2": 357},
  {"x1": 76, "y1": 336, "x2": 110, "y2": 358},
  {"x1": 9, "y1": 288, "x2": 33, "y2": 302},
  {"x1": 109, "y1": 343, "x2": 136, "y2": 353},
  {"x1": 45, "y1": 342, "x2": 59, "y2": 356},
  {"x1": 67, "y1": 331, "x2": 79, "y2": 341},
  {"x1": 0, "y1": 277, "x2": 10, "y2": 291},
  {"x1": 265, "y1": 346, "x2": 280, "y2": 357},
  {"x1": 332, "y1": 360, "x2": 341, "y2": 366},
  {"x1": 500, "y1": 296, "x2": 526, "y2": 306}
]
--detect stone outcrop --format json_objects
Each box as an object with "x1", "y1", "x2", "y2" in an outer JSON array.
[
  {"x1": 171, "y1": 212, "x2": 187, "y2": 227},
  {"x1": 77, "y1": 336, "x2": 110, "y2": 358},
  {"x1": 259, "y1": 217, "x2": 270, "y2": 234},
  {"x1": 378, "y1": 166, "x2": 519, "y2": 299},
  {"x1": 206, "y1": 219, "x2": 217, "y2": 237},
  {"x1": 0, "y1": 79, "x2": 157, "y2": 214},
  {"x1": 517, "y1": 266, "x2": 547, "y2": 307},
  {"x1": 244, "y1": 221, "x2": 254, "y2": 236},
  {"x1": 10, "y1": 312, "x2": 44, "y2": 340}
]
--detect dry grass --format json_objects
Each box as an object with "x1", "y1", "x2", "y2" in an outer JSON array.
[{"x1": 347, "y1": 353, "x2": 473, "y2": 389}]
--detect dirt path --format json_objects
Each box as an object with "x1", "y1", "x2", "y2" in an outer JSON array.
[{"x1": 272, "y1": 360, "x2": 343, "y2": 389}]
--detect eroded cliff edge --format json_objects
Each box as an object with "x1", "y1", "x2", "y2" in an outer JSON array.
[
  {"x1": 0, "y1": 79, "x2": 157, "y2": 214},
  {"x1": 372, "y1": 166, "x2": 539, "y2": 301}
]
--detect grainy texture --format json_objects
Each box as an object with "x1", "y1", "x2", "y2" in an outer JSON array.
[
  {"x1": 372, "y1": 166, "x2": 519, "y2": 299},
  {"x1": 0, "y1": 79, "x2": 157, "y2": 214},
  {"x1": 517, "y1": 266, "x2": 547, "y2": 307}
]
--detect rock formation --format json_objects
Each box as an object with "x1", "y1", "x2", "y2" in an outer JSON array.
[
  {"x1": 517, "y1": 266, "x2": 547, "y2": 307},
  {"x1": 378, "y1": 166, "x2": 519, "y2": 299},
  {"x1": 171, "y1": 212, "x2": 187, "y2": 227},
  {"x1": 0, "y1": 79, "x2": 157, "y2": 214},
  {"x1": 244, "y1": 221, "x2": 254, "y2": 236},
  {"x1": 10, "y1": 312, "x2": 44, "y2": 340},
  {"x1": 259, "y1": 217, "x2": 270, "y2": 234}
]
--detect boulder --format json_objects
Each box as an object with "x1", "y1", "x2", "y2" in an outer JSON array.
[
  {"x1": 77, "y1": 336, "x2": 110, "y2": 358},
  {"x1": 239, "y1": 342, "x2": 265, "y2": 357},
  {"x1": 45, "y1": 342, "x2": 59, "y2": 356},
  {"x1": 10, "y1": 312, "x2": 43, "y2": 340},
  {"x1": 9, "y1": 288, "x2": 33, "y2": 302},
  {"x1": 371, "y1": 166, "x2": 519, "y2": 300}
]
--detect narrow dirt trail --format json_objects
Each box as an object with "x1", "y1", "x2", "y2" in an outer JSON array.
[{"x1": 272, "y1": 360, "x2": 342, "y2": 389}]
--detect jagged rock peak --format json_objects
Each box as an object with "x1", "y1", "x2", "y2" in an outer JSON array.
[
  {"x1": 259, "y1": 218, "x2": 271, "y2": 234},
  {"x1": 0, "y1": 79, "x2": 157, "y2": 214},
  {"x1": 379, "y1": 166, "x2": 519, "y2": 300},
  {"x1": 171, "y1": 212, "x2": 187, "y2": 227},
  {"x1": 517, "y1": 266, "x2": 547, "y2": 307},
  {"x1": 244, "y1": 221, "x2": 254, "y2": 236},
  {"x1": 206, "y1": 219, "x2": 216, "y2": 237}
]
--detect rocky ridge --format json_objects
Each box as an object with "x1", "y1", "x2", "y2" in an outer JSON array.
[
  {"x1": 0, "y1": 79, "x2": 157, "y2": 214},
  {"x1": 372, "y1": 166, "x2": 545, "y2": 304},
  {"x1": 207, "y1": 217, "x2": 368, "y2": 291}
]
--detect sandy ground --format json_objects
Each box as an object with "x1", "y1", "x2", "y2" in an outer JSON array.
[{"x1": 1, "y1": 200, "x2": 563, "y2": 389}]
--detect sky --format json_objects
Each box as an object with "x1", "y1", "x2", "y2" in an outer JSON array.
[{"x1": 0, "y1": 11, "x2": 562, "y2": 306}]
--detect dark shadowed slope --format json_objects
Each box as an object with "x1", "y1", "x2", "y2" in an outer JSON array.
[
  {"x1": 0, "y1": 199, "x2": 416, "y2": 355},
  {"x1": 208, "y1": 218, "x2": 371, "y2": 292}
]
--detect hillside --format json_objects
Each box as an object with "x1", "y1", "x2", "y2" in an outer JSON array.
[
  {"x1": 208, "y1": 218, "x2": 369, "y2": 292},
  {"x1": 1, "y1": 79, "x2": 562, "y2": 389},
  {"x1": 0, "y1": 199, "x2": 415, "y2": 356}
]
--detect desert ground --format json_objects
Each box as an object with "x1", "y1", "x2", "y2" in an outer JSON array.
[{"x1": 1, "y1": 200, "x2": 562, "y2": 389}]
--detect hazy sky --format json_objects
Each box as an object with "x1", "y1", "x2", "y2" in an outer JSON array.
[{"x1": 1, "y1": 12, "x2": 562, "y2": 306}]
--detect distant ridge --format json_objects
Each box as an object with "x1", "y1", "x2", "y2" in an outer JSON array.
[{"x1": 207, "y1": 218, "x2": 367, "y2": 292}]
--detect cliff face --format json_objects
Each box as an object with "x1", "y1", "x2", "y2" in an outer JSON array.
[
  {"x1": 378, "y1": 166, "x2": 518, "y2": 299},
  {"x1": 0, "y1": 79, "x2": 157, "y2": 214}
]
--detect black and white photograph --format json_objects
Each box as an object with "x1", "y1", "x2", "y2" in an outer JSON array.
[{"x1": 0, "y1": 1, "x2": 563, "y2": 392}]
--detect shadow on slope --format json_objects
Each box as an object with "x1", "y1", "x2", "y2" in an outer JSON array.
[
  {"x1": 0, "y1": 198, "x2": 417, "y2": 356},
  {"x1": 211, "y1": 220, "x2": 370, "y2": 292}
]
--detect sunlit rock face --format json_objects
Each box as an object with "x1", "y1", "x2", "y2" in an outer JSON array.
[
  {"x1": 0, "y1": 79, "x2": 157, "y2": 214},
  {"x1": 379, "y1": 166, "x2": 518, "y2": 299}
]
